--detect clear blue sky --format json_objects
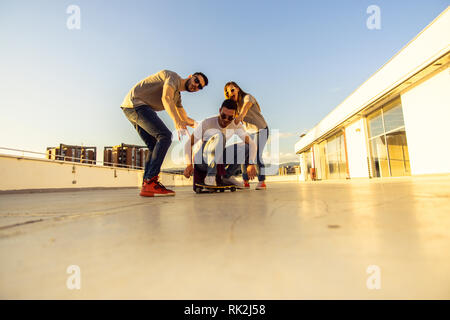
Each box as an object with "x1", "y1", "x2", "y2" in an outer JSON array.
[{"x1": 0, "y1": 0, "x2": 447, "y2": 166}]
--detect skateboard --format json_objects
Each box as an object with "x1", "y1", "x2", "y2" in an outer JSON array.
[
  {"x1": 194, "y1": 183, "x2": 237, "y2": 194},
  {"x1": 193, "y1": 164, "x2": 237, "y2": 194}
]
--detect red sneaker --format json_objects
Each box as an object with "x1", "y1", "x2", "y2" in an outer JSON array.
[
  {"x1": 255, "y1": 181, "x2": 266, "y2": 190},
  {"x1": 243, "y1": 180, "x2": 250, "y2": 189},
  {"x1": 140, "y1": 176, "x2": 175, "y2": 197}
]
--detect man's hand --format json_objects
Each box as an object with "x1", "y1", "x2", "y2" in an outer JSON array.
[
  {"x1": 234, "y1": 115, "x2": 243, "y2": 125},
  {"x1": 247, "y1": 164, "x2": 257, "y2": 180},
  {"x1": 184, "y1": 164, "x2": 194, "y2": 178},
  {"x1": 186, "y1": 117, "x2": 197, "y2": 128},
  {"x1": 175, "y1": 119, "x2": 188, "y2": 140},
  {"x1": 175, "y1": 119, "x2": 187, "y2": 130}
]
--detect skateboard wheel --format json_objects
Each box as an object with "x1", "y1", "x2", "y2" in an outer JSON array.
[
  {"x1": 231, "y1": 187, "x2": 236, "y2": 192},
  {"x1": 195, "y1": 187, "x2": 202, "y2": 194},
  {"x1": 220, "y1": 189, "x2": 225, "y2": 193}
]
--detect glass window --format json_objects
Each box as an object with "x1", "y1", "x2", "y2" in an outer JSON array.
[
  {"x1": 325, "y1": 133, "x2": 347, "y2": 179},
  {"x1": 367, "y1": 100, "x2": 410, "y2": 177},
  {"x1": 319, "y1": 141, "x2": 327, "y2": 180},
  {"x1": 304, "y1": 151, "x2": 312, "y2": 181},
  {"x1": 370, "y1": 136, "x2": 389, "y2": 177},
  {"x1": 386, "y1": 129, "x2": 411, "y2": 176},
  {"x1": 368, "y1": 110, "x2": 384, "y2": 137},
  {"x1": 383, "y1": 104, "x2": 405, "y2": 132},
  {"x1": 339, "y1": 134, "x2": 347, "y2": 179}
]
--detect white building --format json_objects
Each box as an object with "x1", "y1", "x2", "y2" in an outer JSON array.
[{"x1": 295, "y1": 7, "x2": 450, "y2": 181}]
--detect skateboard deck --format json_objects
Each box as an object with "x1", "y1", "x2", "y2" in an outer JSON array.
[
  {"x1": 194, "y1": 183, "x2": 237, "y2": 193},
  {"x1": 193, "y1": 164, "x2": 237, "y2": 193}
]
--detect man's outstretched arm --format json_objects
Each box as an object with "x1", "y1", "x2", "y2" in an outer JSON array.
[
  {"x1": 183, "y1": 133, "x2": 196, "y2": 178},
  {"x1": 162, "y1": 83, "x2": 186, "y2": 129},
  {"x1": 177, "y1": 107, "x2": 196, "y2": 128}
]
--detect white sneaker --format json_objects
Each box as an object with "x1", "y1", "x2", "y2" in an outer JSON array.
[
  {"x1": 204, "y1": 175, "x2": 216, "y2": 186},
  {"x1": 222, "y1": 176, "x2": 244, "y2": 188}
]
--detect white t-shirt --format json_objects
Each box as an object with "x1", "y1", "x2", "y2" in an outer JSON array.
[
  {"x1": 194, "y1": 116, "x2": 248, "y2": 143},
  {"x1": 185, "y1": 115, "x2": 257, "y2": 164}
]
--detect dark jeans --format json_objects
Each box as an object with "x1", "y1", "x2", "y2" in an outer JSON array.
[
  {"x1": 196, "y1": 133, "x2": 249, "y2": 178},
  {"x1": 122, "y1": 106, "x2": 172, "y2": 180},
  {"x1": 242, "y1": 127, "x2": 269, "y2": 182}
]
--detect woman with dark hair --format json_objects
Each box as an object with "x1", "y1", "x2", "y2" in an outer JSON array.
[{"x1": 224, "y1": 81, "x2": 269, "y2": 190}]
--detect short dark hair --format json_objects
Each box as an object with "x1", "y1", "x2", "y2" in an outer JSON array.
[
  {"x1": 221, "y1": 99, "x2": 237, "y2": 111},
  {"x1": 193, "y1": 72, "x2": 208, "y2": 86}
]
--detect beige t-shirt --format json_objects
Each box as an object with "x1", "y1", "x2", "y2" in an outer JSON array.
[
  {"x1": 237, "y1": 94, "x2": 268, "y2": 133},
  {"x1": 121, "y1": 70, "x2": 183, "y2": 111}
]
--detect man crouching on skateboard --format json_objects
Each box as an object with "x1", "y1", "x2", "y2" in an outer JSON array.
[
  {"x1": 121, "y1": 70, "x2": 208, "y2": 197},
  {"x1": 183, "y1": 99, "x2": 257, "y2": 187}
]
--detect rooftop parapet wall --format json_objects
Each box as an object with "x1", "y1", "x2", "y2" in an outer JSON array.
[
  {"x1": 0, "y1": 154, "x2": 299, "y2": 192},
  {"x1": 295, "y1": 7, "x2": 450, "y2": 153},
  {"x1": 0, "y1": 154, "x2": 192, "y2": 192}
]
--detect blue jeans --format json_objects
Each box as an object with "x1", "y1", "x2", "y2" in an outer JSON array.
[
  {"x1": 242, "y1": 127, "x2": 269, "y2": 182},
  {"x1": 196, "y1": 133, "x2": 248, "y2": 178},
  {"x1": 122, "y1": 106, "x2": 172, "y2": 180}
]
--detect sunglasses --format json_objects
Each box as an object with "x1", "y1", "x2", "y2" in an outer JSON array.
[
  {"x1": 225, "y1": 88, "x2": 235, "y2": 97},
  {"x1": 220, "y1": 113, "x2": 235, "y2": 121},
  {"x1": 193, "y1": 77, "x2": 203, "y2": 90}
]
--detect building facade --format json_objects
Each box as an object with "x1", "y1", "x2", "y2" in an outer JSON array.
[
  {"x1": 103, "y1": 144, "x2": 149, "y2": 169},
  {"x1": 295, "y1": 8, "x2": 450, "y2": 181},
  {"x1": 46, "y1": 144, "x2": 97, "y2": 165}
]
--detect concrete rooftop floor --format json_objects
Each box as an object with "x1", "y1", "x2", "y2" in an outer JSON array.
[{"x1": 1, "y1": 175, "x2": 450, "y2": 299}]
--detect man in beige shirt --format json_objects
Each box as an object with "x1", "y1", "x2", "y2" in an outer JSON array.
[{"x1": 121, "y1": 70, "x2": 208, "y2": 197}]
